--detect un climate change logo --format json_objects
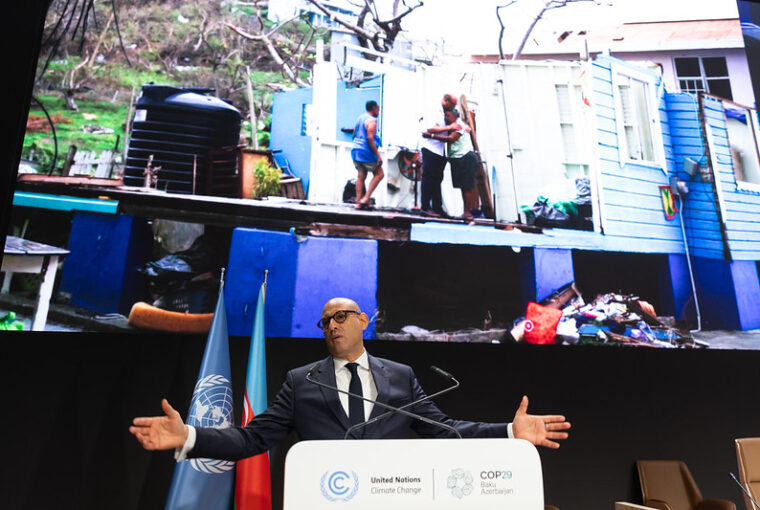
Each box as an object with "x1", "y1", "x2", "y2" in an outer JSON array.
[
  {"x1": 447, "y1": 468, "x2": 474, "y2": 499},
  {"x1": 320, "y1": 470, "x2": 359, "y2": 502},
  {"x1": 188, "y1": 374, "x2": 235, "y2": 474}
]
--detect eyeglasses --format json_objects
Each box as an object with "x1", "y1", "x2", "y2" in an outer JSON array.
[{"x1": 317, "y1": 310, "x2": 360, "y2": 330}]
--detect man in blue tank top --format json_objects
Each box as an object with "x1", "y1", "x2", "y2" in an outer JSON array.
[{"x1": 351, "y1": 100, "x2": 384, "y2": 209}]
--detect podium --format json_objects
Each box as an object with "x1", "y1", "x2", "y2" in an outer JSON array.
[{"x1": 283, "y1": 438, "x2": 544, "y2": 509}]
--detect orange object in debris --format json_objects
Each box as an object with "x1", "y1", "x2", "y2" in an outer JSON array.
[
  {"x1": 128, "y1": 301, "x2": 213, "y2": 333},
  {"x1": 523, "y1": 302, "x2": 563, "y2": 345}
]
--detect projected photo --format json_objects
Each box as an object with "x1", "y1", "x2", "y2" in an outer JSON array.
[{"x1": 4, "y1": 0, "x2": 760, "y2": 348}]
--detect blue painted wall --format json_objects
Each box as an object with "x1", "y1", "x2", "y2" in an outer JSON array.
[
  {"x1": 691, "y1": 256, "x2": 760, "y2": 330},
  {"x1": 225, "y1": 228, "x2": 378, "y2": 339},
  {"x1": 666, "y1": 92, "x2": 760, "y2": 261},
  {"x1": 591, "y1": 55, "x2": 685, "y2": 254},
  {"x1": 270, "y1": 87, "x2": 314, "y2": 193},
  {"x1": 225, "y1": 228, "x2": 299, "y2": 338},
  {"x1": 701, "y1": 94, "x2": 760, "y2": 261},
  {"x1": 519, "y1": 248, "x2": 575, "y2": 306},
  {"x1": 665, "y1": 92, "x2": 724, "y2": 260},
  {"x1": 291, "y1": 236, "x2": 378, "y2": 339},
  {"x1": 60, "y1": 212, "x2": 152, "y2": 314},
  {"x1": 335, "y1": 76, "x2": 383, "y2": 144}
]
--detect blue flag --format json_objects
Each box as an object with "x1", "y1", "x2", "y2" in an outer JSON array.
[{"x1": 165, "y1": 288, "x2": 235, "y2": 510}]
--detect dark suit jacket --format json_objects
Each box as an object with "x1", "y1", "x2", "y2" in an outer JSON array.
[{"x1": 191, "y1": 354, "x2": 508, "y2": 461}]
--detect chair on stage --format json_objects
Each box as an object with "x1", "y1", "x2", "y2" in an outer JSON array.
[
  {"x1": 735, "y1": 438, "x2": 760, "y2": 510},
  {"x1": 636, "y1": 460, "x2": 736, "y2": 510}
]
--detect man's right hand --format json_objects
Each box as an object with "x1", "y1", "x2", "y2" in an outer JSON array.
[{"x1": 129, "y1": 399, "x2": 188, "y2": 450}]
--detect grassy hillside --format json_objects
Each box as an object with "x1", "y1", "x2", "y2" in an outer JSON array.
[{"x1": 22, "y1": 0, "x2": 308, "y2": 174}]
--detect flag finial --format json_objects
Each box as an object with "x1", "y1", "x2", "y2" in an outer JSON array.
[{"x1": 220, "y1": 267, "x2": 226, "y2": 291}]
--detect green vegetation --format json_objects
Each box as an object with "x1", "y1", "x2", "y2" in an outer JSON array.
[
  {"x1": 24, "y1": 94, "x2": 128, "y2": 171},
  {"x1": 253, "y1": 159, "x2": 281, "y2": 198},
  {"x1": 24, "y1": 0, "x2": 318, "y2": 173}
]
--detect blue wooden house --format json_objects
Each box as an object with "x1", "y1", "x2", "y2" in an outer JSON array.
[
  {"x1": 28, "y1": 54, "x2": 758, "y2": 336},
  {"x1": 260, "y1": 53, "x2": 760, "y2": 333}
]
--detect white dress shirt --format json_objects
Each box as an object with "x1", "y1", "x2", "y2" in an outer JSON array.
[{"x1": 333, "y1": 349, "x2": 378, "y2": 421}]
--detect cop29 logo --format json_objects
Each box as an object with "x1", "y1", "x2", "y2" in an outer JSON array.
[
  {"x1": 447, "y1": 468, "x2": 474, "y2": 499},
  {"x1": 320, "y1": 470, "x2": 359, "y2": 502}
]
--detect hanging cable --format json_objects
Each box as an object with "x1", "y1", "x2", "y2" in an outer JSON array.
[
  {"x1": 31, "y1": 95, "x2": 59, "y2": 176},
  {"x1": 676, "y1": 195, "x2": 702, "y2": 333}
]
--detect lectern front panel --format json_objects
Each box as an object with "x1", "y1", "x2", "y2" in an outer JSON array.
[{"x1": 283, "y1": 438, "x2": 544, "y2": 509}]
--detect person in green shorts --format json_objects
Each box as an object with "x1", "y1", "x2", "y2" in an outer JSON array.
[{"x1": 423, "y1": 109, "x2": 478, "y2": 221}]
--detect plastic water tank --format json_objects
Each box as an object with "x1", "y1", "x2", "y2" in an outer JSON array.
[{"x1": 123, "y1": 85, "x2": 242, "y2": 195}]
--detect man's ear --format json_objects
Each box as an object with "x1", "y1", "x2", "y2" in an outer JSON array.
[{"x1": 359, "y1": 312, "x2": 370, "y2": 330}]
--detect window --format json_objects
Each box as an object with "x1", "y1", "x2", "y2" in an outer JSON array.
[
  {"x1": 555, "y1": 83, "x2": 590, "y2": 179},
  {"x1": 674, "y1": 56, "x2": 733, "y2": 100},
  {"x1": 723, "y1": 100, "x2": 760, "y2": 191},
  {"x1": 611, "y1": 64, "x2": 664, "y2": 169}
]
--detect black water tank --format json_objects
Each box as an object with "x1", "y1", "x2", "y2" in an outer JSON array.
[{"x1": 123, "y1": 85, "x2": 242, "y2": 195}]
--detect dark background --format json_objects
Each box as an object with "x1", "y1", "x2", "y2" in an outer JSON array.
[{"x1": 2, "y1": 333, "x2": 759, "y2": 510}]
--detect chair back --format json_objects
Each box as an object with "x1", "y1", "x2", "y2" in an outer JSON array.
[
  {"x1": 637, "y1": 460, "x2": 703, "y2": 510},
  {"x1": 736, "y1": 438, "x2": 760, "y2": 510}
]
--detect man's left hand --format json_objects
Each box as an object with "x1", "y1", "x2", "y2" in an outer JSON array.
[{"x1": 512, "y1": 395, "x2": 570, "y2": 449}]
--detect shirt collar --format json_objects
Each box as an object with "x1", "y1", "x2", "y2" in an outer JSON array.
[{"x1": 333, "y1": 349, "x2": 370, "y2": 372}]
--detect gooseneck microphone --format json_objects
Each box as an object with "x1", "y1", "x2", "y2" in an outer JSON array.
[
  {"x1": 730, "y1": 472, "x2": 760, "y2": 510},
  {"x1": 305, "y1": 362, "x2": 463, "y2": 439},
  {"x1": 343, "y1": 365, "x2": 460, "y2": 439}
]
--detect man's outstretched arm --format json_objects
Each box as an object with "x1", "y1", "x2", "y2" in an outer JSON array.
[{"x1": 130, "y1": 399, "x2": 188, "y2": 450}]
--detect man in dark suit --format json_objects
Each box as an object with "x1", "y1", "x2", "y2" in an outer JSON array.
[{"x1": 130, "y1": 297, "x2": 571, "y2": 460}]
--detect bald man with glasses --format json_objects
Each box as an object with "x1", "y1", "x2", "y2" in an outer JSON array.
[{"x1": 130, "y1": 297, "x2": 570, "y2": 461}]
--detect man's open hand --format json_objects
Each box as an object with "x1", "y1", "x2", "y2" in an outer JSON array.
[
  {"x1": 129, "y1": 399, "x2": 188, "y2": 450},
  {"x1": 512, "y1": 395, "x2": 571, "y2": 449}
]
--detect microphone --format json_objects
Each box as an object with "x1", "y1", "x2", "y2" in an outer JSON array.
[
  {"x1": 430, "y1": 365, "x2": 456, "y2": 381},
  {"x1": 306, "y1": 362, "x2": 320, "y2": 378},
  {"x1": 730, "y1": 472, "x2": 760, "y2": 510},
  {"x1": 305, "y1": 363, "x2": 462, "y2": 439},
  {"x1": 342, "y1": 365, "x2": 460, "y2": 439}
]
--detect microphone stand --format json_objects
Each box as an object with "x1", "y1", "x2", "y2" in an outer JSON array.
[
  {"x1": 730, "y1": 472, "x2": 760, "y2": 510},
  {"x1": 305, "y1": 363, "x2": 462, "y2": 439},
  {"x1": 343, "y1": 365, "x2": 460, "y2": 440}
]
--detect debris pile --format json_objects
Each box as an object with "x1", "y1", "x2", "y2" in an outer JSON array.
[{"x1": 512, "y1": 284, "x2": 704, "y2": 348}]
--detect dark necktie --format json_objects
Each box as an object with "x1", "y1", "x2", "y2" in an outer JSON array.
[{"x1": 346, "y1": 362, "x2": 365, "y2": 427}]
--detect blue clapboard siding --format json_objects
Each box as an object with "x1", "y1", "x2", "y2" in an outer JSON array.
[
  {"x1": 701, "y1": 95, "x2": 760, "y2": 260},
  {"x1": 591, "y1": 56, "x2": 685, "y2": 253},
  {"x1": 664, "y1": 92, "x2": 724, "y2": 260}
]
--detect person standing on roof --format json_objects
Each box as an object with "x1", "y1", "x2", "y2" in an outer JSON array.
[
  {"x1": 351, "y1": 100, "x2": 384, "y2": 210},
  {"x1": 418, "y1": 93, "x2": 458, "y2": 217},
  {"x1": 424, "y1": 108, "x2": 478, "y2": 222}
]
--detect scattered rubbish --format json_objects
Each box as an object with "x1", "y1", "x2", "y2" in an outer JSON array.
[
  {"x1": 378, "y1": 326, "x2": 505, "y2": 343},
  {"x1": 81, "y1": 124, "x2": 114, "y2": 134},
  {"x1": 400, "y1": 325, "x2": 431, "y2": 337},
  {"x1": 136, "y1": 235, "x2": 219, "y2": 314},
  {"x1": 511, "y1": 282, "x2": 702, "y2": 348},
  {"x1": 521, "y1": 177, "x2": 593, "y2": 230},
  {"x1": 0, "y1": 311, "x2": 24, "y2": 331}
]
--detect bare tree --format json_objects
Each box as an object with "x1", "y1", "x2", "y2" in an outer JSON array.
[
  {"x1": 496, "y1": 0, "x2": 612, "y2": 60},
  {"x1": 226, "y1": 7, "x2": 322, "y2": 88},
  {"x1": 305, "y1": 0, "x2": 423, "y2": 53}
]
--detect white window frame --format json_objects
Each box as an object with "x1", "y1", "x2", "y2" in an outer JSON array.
[
  {"x1": 725, "y1": 103, "x2": 760, "y2": 193},
  {"x1": 611, "y1": 63, "x2": 667, "y2": 173},
  {"x1": 674, "y1": 56, "x2": 732, "y2": 99},
  {"x1": 554, "y1": 81, "x2": 591, "y2": 179}
]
